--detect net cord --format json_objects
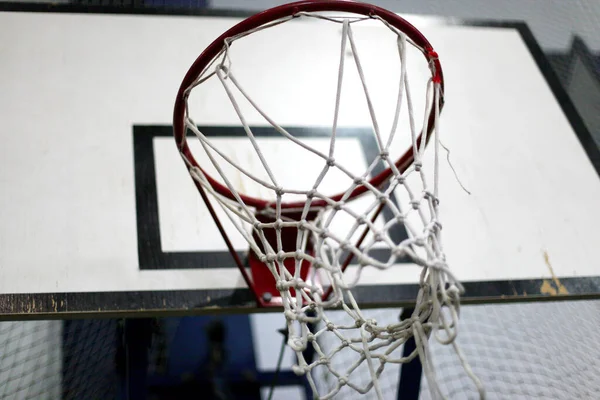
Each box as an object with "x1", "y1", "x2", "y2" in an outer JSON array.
[{"x1": 181, "y1": 11, "x2": 483, "y2": 400}]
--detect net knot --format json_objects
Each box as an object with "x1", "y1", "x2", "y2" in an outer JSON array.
[
  {"x1": 307, "y1": 189, "x2": 317, "y2": 199},
  {"x1": 284, "y1": 311, "x2": 296, "y2": 322},
  {"x1": 379, "y1": 150, "x2": 389, "y2": 159},
  {"x1": 326, "y1": 322, "x2": 335, "y2": 331},
  {"x1": 294, "y1": 249, "x2": 304, "y2": 259},
  {"x1": 338, "y1": 377, "x2": 348, "y2": 386},
  {"x1": 298, "y1": 220, "x2": 308, "y2": 231},
  {"x1": 411, "y1": 199, "x2": 421, "y2": 210},
  {"x1": 354, "y1": 176, "x2": 365, "y2": 185},
  {"x1": 392, "y1": 246, "x2": 405, "y2": 257},
  {"x1": 326, "y1": 157, "x2": 336, "y2": 167},
  {"x1": 429, "y1": 259, "x2": 448, "y2": 271},
  {"x1": 414, "y1": 161, "x2": 423, "y2": 171},
  {"x1": 292, "y1": 365, "x2": 306, "y2": 376},
  {"x1": 217, "y1": 63, "x2": 231, "y2": 79},
  {"x1": 447, "y1": 284, "x2": 461, "y2": 298},
  {"x1": 277, "y1": 250, "x2": 286, "y2": 261},
  {"x1": 357, "y1": 254, "x2": 370, "y2": 267},
  {"x1": 333, "y1": 201, "x2": 344, "y2": 211},
  {"x1": 275, "y1": 186, "x2": 284, "y2": 197},
  {"x1": 424, "y1": 191, "x2": 440, "y2": 206},
  {"x1": 396, "y1": 175, "x2": 405, "y2": 184},
  {"x1": 274, "y1": 219, "x2": 284, "y2": 229}
]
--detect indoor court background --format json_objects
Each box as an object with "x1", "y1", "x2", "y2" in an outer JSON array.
[{"x1": 1, "y1": 0, "x2": 599, "y2": 399}]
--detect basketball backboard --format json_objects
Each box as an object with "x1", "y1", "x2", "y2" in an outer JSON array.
[{"x1": 1, "y1": 4, "x2": 599, "y2": 319}]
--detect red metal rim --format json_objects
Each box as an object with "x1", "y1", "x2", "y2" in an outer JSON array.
[{"x1": 173, "y1": 0, "x2": 444, "y2": 211}]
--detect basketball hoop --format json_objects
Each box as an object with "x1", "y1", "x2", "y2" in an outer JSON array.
[{"x1": 173, "y1": 1, "x2": 483, "y2": 398}]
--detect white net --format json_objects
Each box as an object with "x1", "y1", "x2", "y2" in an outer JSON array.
[{"x1": 179, "y1": 10, "x2": 482, "y2": 400}]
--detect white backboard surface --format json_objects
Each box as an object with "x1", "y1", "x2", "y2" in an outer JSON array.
[{"x1": 1, "y1": 8, "x2": 599, "y2": 318}]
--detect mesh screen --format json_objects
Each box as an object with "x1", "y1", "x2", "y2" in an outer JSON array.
[
  {"x1": 313, "y1": 300, "x2": 600, "y2": 399},
  {"x1": 0, "y1": 321, "x2": 61, "y2": 399},
  {"x1": 0, "y1": 320, "x2": 119, "y2": 400}
]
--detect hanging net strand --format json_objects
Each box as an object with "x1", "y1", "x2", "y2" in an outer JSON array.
[{"x1": 175, "y1": 4, "x2": 485, "y2": 400}]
